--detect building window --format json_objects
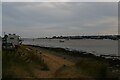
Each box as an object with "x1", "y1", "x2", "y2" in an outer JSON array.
[{"x1": 10, "y1": 37, "x2": 14, "y2": 39}]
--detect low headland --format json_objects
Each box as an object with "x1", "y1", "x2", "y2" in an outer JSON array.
[{"x1": 2, "y1": 44, "x2": 120, "y2": 80}]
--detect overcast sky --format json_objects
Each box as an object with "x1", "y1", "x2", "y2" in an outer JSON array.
[
  {"x1": 0, "y1": 2, "x2": 1, "y2": 37},
  {"x1": 2, "y1": 0, "x2": 119, "y2": 2},
  {"x1": 2, "y1": 2, "x2": 118, "y2": 38}
]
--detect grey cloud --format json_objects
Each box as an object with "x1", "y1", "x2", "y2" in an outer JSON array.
[
  {"x1": 0, "y1": 2, "x2": 2, "y2": 36},
  {"x1": 2, "y1": 2, "x2": 118, "y2": 38}
]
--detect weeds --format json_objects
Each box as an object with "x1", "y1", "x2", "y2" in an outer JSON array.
[
  {"x1": 2, "y1": 45, "x2": 49, "y2": 78},
  {"x1": 75, "y1": 58, "x2": 110, "y2": 79}
]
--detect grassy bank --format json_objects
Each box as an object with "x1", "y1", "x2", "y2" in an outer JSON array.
[
  {"x1": 2, "y1": 44, "x2": 120, "y2": 79},
  {"x1": 28, "y1": 45, "x2": 120, "y2": 79},
  {"x1": 0, "y1": 50, "x2": 2, "y2": 79},
  {"x1": 2, "y1": 45, "x2": 49, "y2": 78}
]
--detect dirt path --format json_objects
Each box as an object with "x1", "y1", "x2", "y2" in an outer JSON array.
[{"x1": 27, "y1": 46, "x2": 75, "y2": 78}]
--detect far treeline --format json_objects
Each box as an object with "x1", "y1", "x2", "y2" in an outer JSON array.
[{"x1": 44, "y1": 35, "x2": 120, "y2": 40}]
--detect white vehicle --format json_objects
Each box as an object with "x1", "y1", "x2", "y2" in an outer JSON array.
[
  {"x1": 7, "y1": 34, "x2": 21, "y2": 46},
  {"x1": 2, "y1": 33, "x2": 22, "y2": 49},
  {"x1": 2, "y1": 43, "x2": 15, "y2": 49}
]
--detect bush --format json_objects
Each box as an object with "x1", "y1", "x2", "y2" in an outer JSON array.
[
  {"x1": 75, "y1": 59, "x2": 108, "y2": 79},
  {"x1": 41, "y1": 63, "x2": 49, "y2": 71}
]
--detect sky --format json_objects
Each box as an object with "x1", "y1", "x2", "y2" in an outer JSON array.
[
  {"x1": 0, "y1": 2, "x2": 1, "y2": 37},
  {"x1": 1, "y1": 0, "x2": 120, "y2": 2},
  {"x1": 2, "y1": 2, "x2": 118, "y2": 38}
]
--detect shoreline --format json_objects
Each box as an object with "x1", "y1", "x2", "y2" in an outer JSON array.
[
  {"x1": 25, "y1": 44, "x2": 120, "y2": 69},
  {"x1": 22, "y1": 39, "x2": 118, "y2": 58},
  {"x1": 25, "y1": 44, "x2": 120, "y2": 60}
]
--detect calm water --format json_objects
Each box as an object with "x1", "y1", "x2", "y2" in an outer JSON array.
[{"x1": 23, "y1": 39, "x2": 118, "y2": 56}]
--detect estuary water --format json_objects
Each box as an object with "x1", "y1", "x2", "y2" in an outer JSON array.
[{"x1": 23, "y1": 39, "x2": 118, "y2": 56}]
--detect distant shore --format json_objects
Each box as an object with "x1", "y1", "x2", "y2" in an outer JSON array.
[{"x1": 22, "y1": 35, "x2": 120, "y2": 41}]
